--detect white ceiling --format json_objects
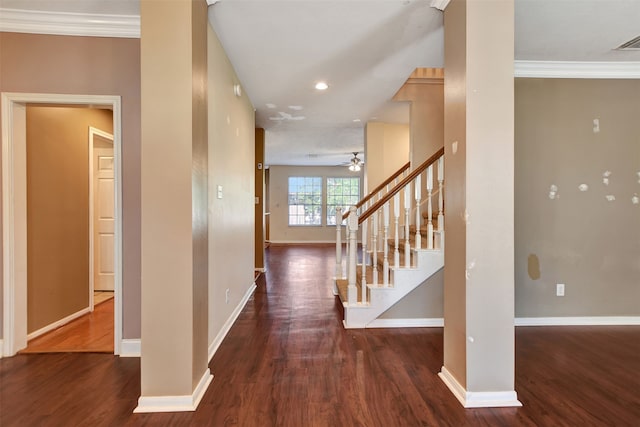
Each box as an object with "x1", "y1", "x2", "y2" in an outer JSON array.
[{"x1": 2, "y1": 0, "x2": 639, "y2": 166}]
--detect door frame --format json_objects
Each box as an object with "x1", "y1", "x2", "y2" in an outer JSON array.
[
  {"x1": 1, "y1": 92, "x2": 123, "y2": 356},
  {"x1": 89, "y1": 126, "x2": 115, "y2": 311}
]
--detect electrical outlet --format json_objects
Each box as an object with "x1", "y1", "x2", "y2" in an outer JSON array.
[
  {"x1": 225, "y1": 288, "x2": 230, "y2": 304},
  {"x1": 556, "y1": 283, "x2": 565, "y2": 297}
]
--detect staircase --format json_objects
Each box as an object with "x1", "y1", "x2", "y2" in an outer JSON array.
[{"x1": 333, "y1": 148, "x2": 445, "y2": 328}]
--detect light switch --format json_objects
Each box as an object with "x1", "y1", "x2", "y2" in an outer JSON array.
[{"x1": 217, "y1": 185, "x2": 223, "y2": 199}]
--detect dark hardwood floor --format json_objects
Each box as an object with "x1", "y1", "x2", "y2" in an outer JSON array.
[{"x1": 1, "y1": 244, "x2": 639, "y2": 426}]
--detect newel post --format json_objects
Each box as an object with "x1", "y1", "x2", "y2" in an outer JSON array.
[
  {"x1": 347, "y1": 206, "x2": 358, "y2": 305},
  {"x1": 335, "y1": 207, "x2": 343, "y2": 278}
]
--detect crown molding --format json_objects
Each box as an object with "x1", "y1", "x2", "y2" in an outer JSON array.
[
  {"x1": 0, "y1": 8, "x2": 140, "y2": 38},
  {"x1": 515, "y1": 60, "x2": 640, "y2": 79}
]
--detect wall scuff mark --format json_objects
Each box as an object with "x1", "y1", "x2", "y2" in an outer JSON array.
[{"x1": 527, "y1": 254, "x2": 541, "y2": 280}]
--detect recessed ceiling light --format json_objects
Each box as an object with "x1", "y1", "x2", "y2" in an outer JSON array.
[
  {"x1": 315, "y1": 82, "x2": 329, "y2": 90},
  {"x1": 353, "y1": 119, "x2": 361, "y2": 123}
]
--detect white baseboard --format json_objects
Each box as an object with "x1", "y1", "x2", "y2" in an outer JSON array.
[
  {"x1": 119, "y1": 339, "x2": 141, "y2": 357},
  {"x1": 0, "y1": 339, "x2": 3, "y2": 358},
  {"x1": 267, "y1": 240, "x2": 335, "y2": 244},
  {"x1": 208, "y1": 283, "x2": 257, "y2": 362},
  {"x1": 438, "y1": 366, "x2": 522, "y2": 408},
  {"x1": 515, "y1": 316, "x2": 640, "y2": 326},
  {"x1": 366, "y1": 318, "x2": 444, "y2": 328},
  {"x1": 134, "y1": 368, "x2": 213, "y2": 413},
  {"x1": 27, "y1": 307, "x2": 91, "y2": 341}
]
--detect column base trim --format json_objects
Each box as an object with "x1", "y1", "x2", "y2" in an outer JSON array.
[
  {"x1": 438, "y1": 366, "x2": 522, "y2": 408},
  {"x1": 134, "y1": 369, "x2": 213, "y2": 413}
]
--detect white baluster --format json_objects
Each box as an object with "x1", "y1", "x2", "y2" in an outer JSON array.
[
  {"x1": 404, "y1": 184, "x2": 411, "y2": 267},
  {"x1": 347, "y1": 206, "x2": 358, "y2": 305},
  {"x1": 426, "y1": 165, "x2": 434, "y2": 250},
  {"x1": 335, "y1": 207, "x2": 343, "y2": 278},
  {"x1": 383, "y1": 201, "x2": 390, "y2": 286},
  {"x1": 414, "y1": 173, "x2": 422, "y2": 250},
  {"x1": 438, "y1": 156, "x2": 444, "y2": 232},
  {"x1": 372, "y1": 210, "x2": 379, "y2": 285},
  {"x1": 361, "y1": 217, "x2": 367, "y2": 303},
  {"x1": 394, "y1": 192, "x2": 400, "y2": 269}
]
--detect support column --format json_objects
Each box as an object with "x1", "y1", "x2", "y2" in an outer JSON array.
[
  {"x1": 439, "y1": 0, "x2": 520, "y2": 408},
  {"x1": 136, "y1": 0, "x2": 211, "y2": 413}
]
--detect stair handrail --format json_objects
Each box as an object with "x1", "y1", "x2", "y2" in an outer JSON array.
[
  {"x1": 358, "y1": 147, "x2": 444, "y2": 225},
  {"x1": 342, "y1": 161, "x2": 410, "y2": 221}
]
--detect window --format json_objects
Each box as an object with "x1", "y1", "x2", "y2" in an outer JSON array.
[
  {"x1": 288, "y1": 177, "x2": 322, "y2": 225},
  {"x1": 326, "y1": 177, "x2": 360, "y2": 225}
]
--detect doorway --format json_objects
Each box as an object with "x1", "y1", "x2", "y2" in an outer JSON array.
[{"x1": 2, "y1": 93, "x2": 123, "y2": 357}]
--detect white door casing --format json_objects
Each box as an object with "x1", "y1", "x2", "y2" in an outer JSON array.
[{"x1": 2, "y1": 93, "x2": 123, "y2": 357}]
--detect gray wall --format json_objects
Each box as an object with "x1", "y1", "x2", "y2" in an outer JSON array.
[{"x1": 515, "y1": 78, "x2": 640, "y2": 317}]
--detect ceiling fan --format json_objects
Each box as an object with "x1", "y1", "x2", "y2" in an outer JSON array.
[{"x1": 347, "y1": 152, "x2": 364, "y2": 172}]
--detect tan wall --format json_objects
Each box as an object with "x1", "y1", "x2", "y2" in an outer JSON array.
[
  {"x1": 255, "y1": 128, "x2": 265, "y2": 270},
  {"x1": 365, "y1": 122, "x2": 409, "y2": 191},
  {"x1": 207, "y1": 25, "x2": 256, "y2": 346},
  {"x1": 0, "y1": 32, "x2": 141, "y2": 339},
  {"x1": 515, "y1": 78, "x2": 640, "y2": 317},
  {"x1": 26, "y1": 106, "x2": 112, "y2": 333},
  {"x1": 268, "y1": 165, "x2": 363, "y2": 243}
]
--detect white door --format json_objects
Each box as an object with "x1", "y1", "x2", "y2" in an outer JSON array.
[{"x1": 93, "y1": 137, "x2": 115, "y2": 291}]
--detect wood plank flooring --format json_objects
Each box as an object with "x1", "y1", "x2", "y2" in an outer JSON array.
[
  {"x1": 1, "y1": 244, "x2": 639, "y2": 426},
  {"x1": 19, "y1": 297, "x2": 114, "y2": 354}
]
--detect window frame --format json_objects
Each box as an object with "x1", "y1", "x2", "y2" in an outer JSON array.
[
  {"x1": 326, "y1": 176, "x2": 361, "y2": 226},
  {"x1": 287, "y1": 176, "x2": 323, "y2": 226}
]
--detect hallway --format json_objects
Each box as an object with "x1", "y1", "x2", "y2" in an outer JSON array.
[{"x1": 0, "y1": 245, "x2": 639, "y2": 426}]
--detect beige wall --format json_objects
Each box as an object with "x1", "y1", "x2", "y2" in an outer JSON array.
[
  {"x1": 268, "y1": 165, "x2": 362, "y2": 243},
  {"x1": 365, "y1": 122, "x2": 409, "y2": 191},
  {"x1": 26, "y1": 106, "x2": 112, "y2": 333},
  {"x1": 207, "y1": 25, "x2": 256, "y2": 346},
  {"x1": 515, "y1": 78, "x2": 640, "y2": 317},
  {"x1": 255, "y1": 128, "x2": 265, "y2": 270},
  {"x1": 0, "y1": 31, "x2": 141, "y2": 339}
]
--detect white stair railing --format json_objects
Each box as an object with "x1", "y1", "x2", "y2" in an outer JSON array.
[
  {"x1": 336, "y1": 148, "x2": 445, "y2": 307},
  {"x1": 393, "y1": 192, "x2": 400, "y2": 268},
  {"x1": 438, "y1": 156, "x2": 444, "y2": 232},
  {"x1": 335, "y1": 207, "x2": 343, "y2": 278},
  {"x1": 426, "y1": 165, "x2": 434, "y2": 250},
  {"x1": 414, "y1": 173, "x2": 422, "y2": 250},
  {"x1": 404, "y1": 184, "x2": 411, "y2": 267},
  {"x1": 347, "y1": 206, "x2": 358, "y2": 305},
  {"x1": 382, "y1": 202, "x2": 390, "y2": 286}
]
